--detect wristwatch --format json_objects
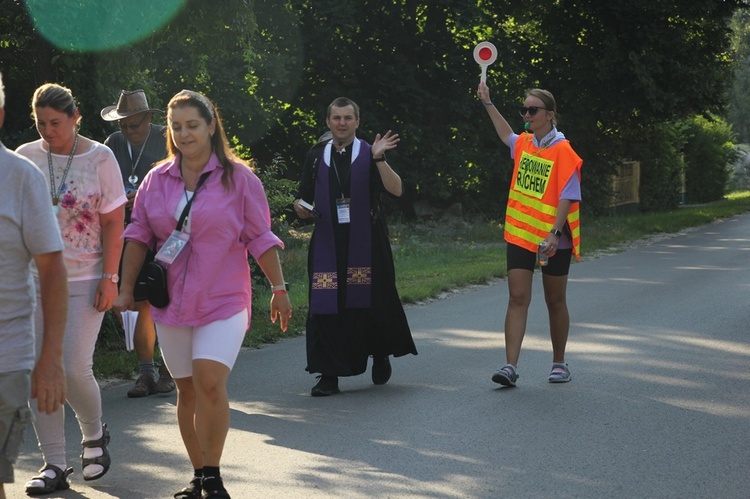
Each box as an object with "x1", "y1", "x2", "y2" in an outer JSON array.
[
  {"x1": 550, "y1": 228, "x2": 563, "y2": 238},
  {"x1": 102, "y1": 273, "x2": 120, "y2": 284},
  {"x1": 271, "y1": 282, "x2": 289, "y2": 292}
]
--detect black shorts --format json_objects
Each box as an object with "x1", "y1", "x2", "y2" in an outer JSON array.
[{"x1": 506, "y1": 242, "x2": 573, "y2": 277}]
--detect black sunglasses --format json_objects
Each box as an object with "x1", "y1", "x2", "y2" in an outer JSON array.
[
  {"x1": 119, "y1": 114, "x2": 148, "y2": 131},
  {"x1": 518, "y1": 106, "x2": 548, "y2": 117}
]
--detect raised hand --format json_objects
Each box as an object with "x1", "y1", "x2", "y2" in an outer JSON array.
[{"x1": 372, "y1": 130, "x2": 400, "y2": 158}]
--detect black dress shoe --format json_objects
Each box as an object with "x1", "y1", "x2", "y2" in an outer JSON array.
[
  {"x1": 311, "y1": 375, "x2": 340, "y2": 396},
  {"x1": 371, "y1": 356, "x2": 392, "y2": 385}
]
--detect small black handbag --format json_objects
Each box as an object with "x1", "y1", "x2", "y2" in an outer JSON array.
[
  {"x1": 143, "y1": 259, "x2": 169, "y2": 308},
  {"x1": 132, "y1": 249, "x2": 156, "y2": 303}
]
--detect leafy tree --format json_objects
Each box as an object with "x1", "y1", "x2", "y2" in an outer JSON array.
[
  {"x1": 728, "y1": 8, "x2": 750, "y2": 144},
  {"x1": 623, "y1": 122, "x2": 684, "y2": 212},
  {"x1": 493, "y1": 0, "x2": 745, "y2": 213},
  {"x1": 727, "y1": 144, "x2": 750, "y2": 191},
  {"x1": 683, "y1": 114, "x2": 739, "y2": 203},
  {"x1": 2, "y1": 0, "x2": 747, "y2": 218},
  {"x1": 0, "y1": 0, "x2": 263, "y2": 147}
]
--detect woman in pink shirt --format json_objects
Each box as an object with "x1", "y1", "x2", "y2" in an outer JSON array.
[{"x1": 114, "y1": 90, "x2": 291, "y2": 499}]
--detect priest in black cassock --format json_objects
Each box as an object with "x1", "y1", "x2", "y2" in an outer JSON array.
[{"x1": 293, "y1": 97, "x2": 417, "y2": 396}]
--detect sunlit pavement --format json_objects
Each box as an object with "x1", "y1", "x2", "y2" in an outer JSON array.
[{"x1": 6, "y1": 214, "x2": 750, "y2": 498}]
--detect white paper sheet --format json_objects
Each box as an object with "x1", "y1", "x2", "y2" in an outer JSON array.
[{"x1": 120, "y1": 310, "x2": 139, "y2": 351}]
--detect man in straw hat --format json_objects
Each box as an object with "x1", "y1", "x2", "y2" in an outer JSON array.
[{"x1": 101, "y1": 89, "x2": 174, "y2": 398}]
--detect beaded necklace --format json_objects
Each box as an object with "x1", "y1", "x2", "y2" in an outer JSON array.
[{"x1": 46, "y1": 134, "x2": 79, "y2": 215}]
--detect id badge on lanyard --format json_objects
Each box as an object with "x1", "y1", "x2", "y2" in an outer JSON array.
[
  {"x1": 155, "y1": 169, "x2": 209, "y2": 265},
  {"x1": 336, "y1": 197, "x2": 351, "y2": 224},
  {"x1": 155, "y1": 230, "x2": 189, "y2": 264}
]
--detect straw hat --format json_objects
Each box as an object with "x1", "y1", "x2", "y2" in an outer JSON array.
[{"x1": 100, "y1": 89, "x2": 164, "y2": 121}]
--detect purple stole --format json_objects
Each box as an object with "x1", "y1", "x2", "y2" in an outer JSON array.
[{"x1": 310, "y1": 139, "x2": 372, "y2": 314}]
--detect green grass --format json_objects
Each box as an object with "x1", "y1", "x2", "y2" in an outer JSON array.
[
  {"x1": 95, "y1": 191, "x2": 750, "y2": 379},
  {"x1": 583, "y1": 192, "x2": 750, "y2": 254},
  {"x1": 390, "y1": 221, "x2": 504, "y2": 303}
]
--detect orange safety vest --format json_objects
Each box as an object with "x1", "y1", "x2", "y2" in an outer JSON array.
[{"x1": 505, "y1": 132, "x2": 583, "y2": 259}]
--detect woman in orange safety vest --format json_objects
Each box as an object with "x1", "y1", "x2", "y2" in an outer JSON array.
[{"x1": 477, "y1": 82, "x2": 582, "y2": 387}]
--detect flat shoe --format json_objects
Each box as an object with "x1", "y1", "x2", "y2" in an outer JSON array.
[
  {"x1": 128, "y1": 373, "x2": 157, "y2": 398},
  {"x1": 371, "y1": 356, "x2": 392, "y2": 385},
  {"x1": 311, "y1": 375, "x2": 340, "y2": 396},
  {"x1": 156, "y1": 362, "x2": 176, "y2": 393}
]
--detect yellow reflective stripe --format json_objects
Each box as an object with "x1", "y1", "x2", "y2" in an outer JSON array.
[
  {"x1": 568, "y1": 207, "x2": 580, "y2": 223},
  {"x1": 508, "y1": 189, "x2": 557, "y2": 217},
  {"x1": 506, "y1": 205, "x2": 549, "y2": 233},
  {"x1": 507, "y1": 187, "x2": 582, "y2": 257},
  {"x1": 504, "y1": 222, "x2": 541, "y2": 245}
]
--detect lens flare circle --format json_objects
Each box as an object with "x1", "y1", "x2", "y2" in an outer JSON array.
[{"x1": 25, "y1": 0, "x2": 187, "y2": 52}]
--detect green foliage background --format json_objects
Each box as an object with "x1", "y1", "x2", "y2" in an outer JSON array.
[
  {"x1": 1, "y1": 0, "x2": 749, "y2": 217},
  {"x1": 683, "y1": 115, "x2": 739, "y2": 203}
]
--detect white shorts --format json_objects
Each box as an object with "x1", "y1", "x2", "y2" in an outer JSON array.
[{"x1": 156, "y1": 309, "x2": 249, "y2": 379}]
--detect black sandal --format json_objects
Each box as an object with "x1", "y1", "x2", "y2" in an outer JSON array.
[
  {"x1": 25, "y1": 464, "x2": 73, "y2": 495},
  {"x1": 174, "y1": 476, "x2": 203, "y2": 499},
  {"x1": 81, "y1": 422, "x2": 111, "y2": 481}
]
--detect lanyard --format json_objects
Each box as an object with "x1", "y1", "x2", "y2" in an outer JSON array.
[
  {"x1": 177, "y1": 171, "x2": 210, "y2": 232},
  {"x1": 46, "y1": 134, "x2": 79, "y2": 207},
  {"x1": 329, "y1": 148, "x2": 350, "y2": 199},
  {"x1": 127, "y1": 125, "x2": 151, "y2": 187}
]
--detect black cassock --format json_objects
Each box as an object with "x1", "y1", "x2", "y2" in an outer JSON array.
[{"x1": 296, "y1": 142, "x2": 417, "y2": 376}]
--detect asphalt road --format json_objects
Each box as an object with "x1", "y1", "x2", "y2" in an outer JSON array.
[{"x1": 6, "y1": 213, "x2": 750, "y2": 498}]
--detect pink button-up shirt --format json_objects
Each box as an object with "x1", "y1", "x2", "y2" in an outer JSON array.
[{"x1": 124, "y1": 153, "x2": 283, "y2": 327}]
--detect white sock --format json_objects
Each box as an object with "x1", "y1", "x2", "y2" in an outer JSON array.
[
  {"x1": 82, "y1": 428, "x2": 105, "y2": 479},
  {"x1": 25, "y1": 464, "x2": 66, "y2": 488}
]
